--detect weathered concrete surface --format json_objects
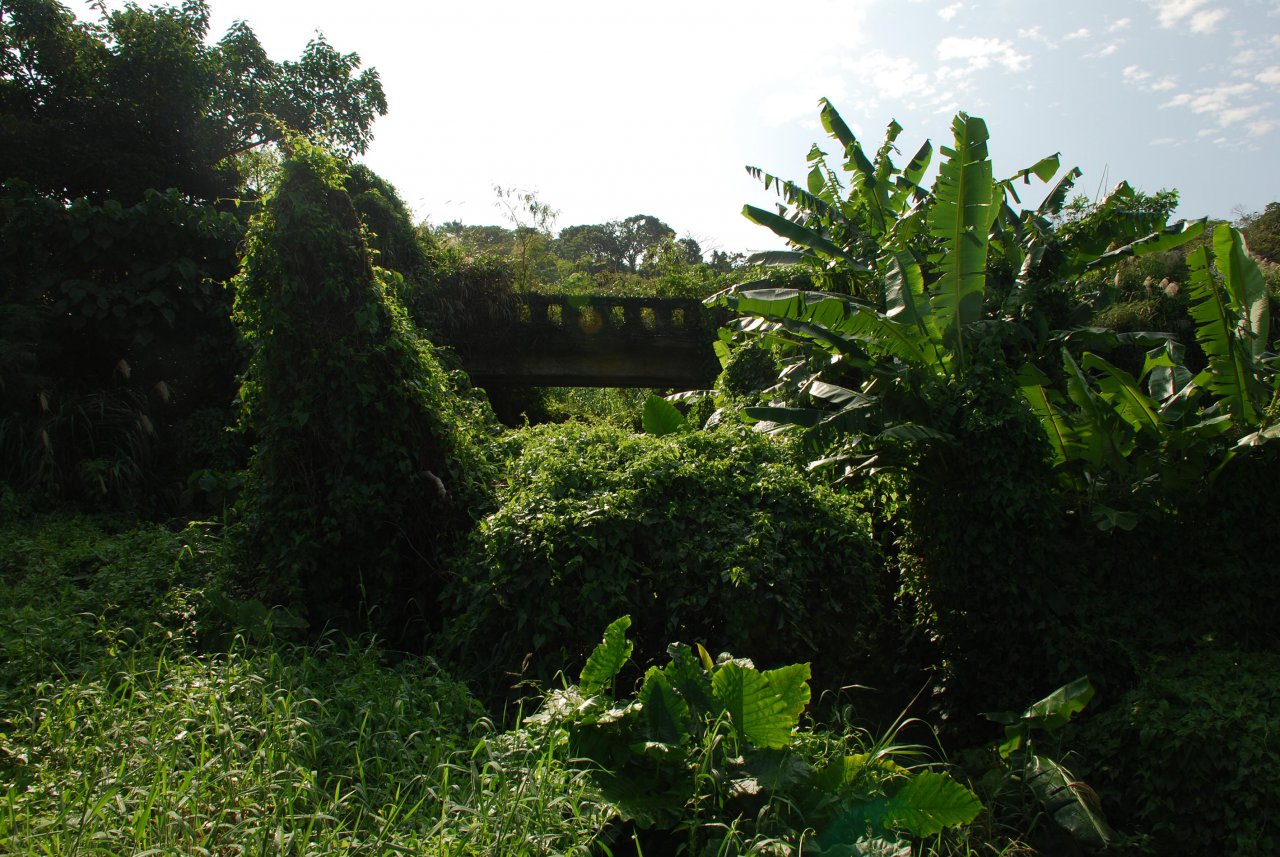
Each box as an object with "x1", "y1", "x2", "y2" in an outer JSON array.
[{"x1": 455, "y1": 295, "x2": 725, "y2": 388}]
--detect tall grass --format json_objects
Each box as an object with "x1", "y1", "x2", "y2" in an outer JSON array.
[{"x1": 0, "y1": 508, "x2": 613, "y2": 855}]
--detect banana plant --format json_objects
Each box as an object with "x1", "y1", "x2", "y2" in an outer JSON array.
[
  {"x1": 528, "y1": 616, "x2": 983, "y2": 854},
  {"x1": 710, "y1": 102, "x2": 1212, "y2": 481},
  {"x1": 1017, "y1": 223, "x2": 1279, "y2": 525},
  {"x1": 983, "y1": 677, "x2": 1117, "y2": 851},
  {"x1": 712, "y1": 110, "x2": 1054, "y2": 472}
]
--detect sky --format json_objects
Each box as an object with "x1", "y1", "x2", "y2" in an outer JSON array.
[{"x1": 75, "y1": 0, "x2": 1280, "y2": 255}]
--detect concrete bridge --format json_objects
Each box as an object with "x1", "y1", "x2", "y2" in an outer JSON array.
[{"x1": 454, "y1": 294, "x2": 726, "y2": 388}]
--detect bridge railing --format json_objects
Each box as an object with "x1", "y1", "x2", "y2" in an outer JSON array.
[{"x1": 453, "y1": 294, "x2": 728, "y2": 388}]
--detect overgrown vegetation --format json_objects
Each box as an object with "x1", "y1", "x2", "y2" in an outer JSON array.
[
  {"x1": 232, "y1": 139, "x2": 497, "y2": 640},
  {"x1": 5, "y1": 1, "x2": 1280, "y2": 852}
]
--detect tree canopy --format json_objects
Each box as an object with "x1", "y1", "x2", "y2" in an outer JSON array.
[{"x1": 0, "y1": 0, "x2": 387, "y2": 203}]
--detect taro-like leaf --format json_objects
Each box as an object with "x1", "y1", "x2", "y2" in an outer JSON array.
[
  {"x1": 881, "y1": 771, "x2": 983, "y2": 837},
  {"x1": 711, "y1": 662, "x2": 811, "y2": 749},
  {"x1": 662, "y1": 644, "x2": 719, "y2": 718},
  {"x1": 637, "y1": 666, "x2": 690, "y2": 746},
  {"x1": 580, "y1": 615, "x2": 633, "y2": 697},
  {"x1": 642, "y1": 394, "x2": 687, "y2": 436}
]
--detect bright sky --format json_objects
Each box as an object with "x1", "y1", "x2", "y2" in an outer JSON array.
[{"x1": 76, "y1": 0, "x2": 1280, "y2": 254}]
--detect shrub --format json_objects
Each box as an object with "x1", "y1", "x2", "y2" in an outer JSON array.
[
  {"x1": 441, "y1": 422, "x2": 884, "y2": 693},
  {"x1": 1072, "y1": 649, "x2": 1280, "y2": 855},
  {"x1": 231, "y1": 140, "x2": 495, "y2": 641}
]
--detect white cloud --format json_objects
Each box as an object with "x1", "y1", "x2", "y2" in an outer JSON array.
[
  {"x1": 1122, "y1": 64, "x2": 1178, "y2": 92},
  {"x1": 938, "y1": 2, "x2": 962, "y2": 21},
  {"x1": 1259, "y1": 66, "x2": 1280, "y2": 85},
  {"x1": 1063, "y1": 27, "x2": 1090, "y2": 40},
  {"x1": 1163, "y1": 81, "x2": 1273, "y2": 137},
  {"x1": 1217, "y1": 104, "x2": 1264, "y2": 124},
  {"x1": 1148, "y1": 0, "x2": 1229, "y2": 32},
  {"x1": 1108, "y1": 18, "x2": 1132, "y2": 32},
  {"x1": 937, "y1": 36, "x2": 1031, "y2": 72},
  {"x1": 1189, "y1": 8, "x2": 1228, "y2": 32}
]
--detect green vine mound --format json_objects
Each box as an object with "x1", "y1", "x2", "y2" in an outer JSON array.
[
  {"x1": 232, "y1": 139, "x2": 496, "y2": 642},
  {"x1": 440, "y1": 422, "x2": 885, "y2": 695}
]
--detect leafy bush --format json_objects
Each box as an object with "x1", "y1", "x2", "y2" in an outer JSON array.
[
  {"x1": 441, "y1": 423, "x2": 884, "y2": 691},
  {"x1": 892, "y1": 350, "x2": 1076, "y2": 726},
  {"x1": 1071, "y1": 649, "x2": 1280, "y2": 855},
  {"x1": 0, "y1": 183, "x2": 243, "y2": 508},
  {"x1": 232, "y1": 140, "x2": 496, "y2": 640},
  {"x1": 525, "y1": 616, "x2": 982, "y2": 855}
]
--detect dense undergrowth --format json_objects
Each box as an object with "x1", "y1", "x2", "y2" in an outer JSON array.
[{"x1": 6, "y1": 5, "x2": 1280, "y2": 850}]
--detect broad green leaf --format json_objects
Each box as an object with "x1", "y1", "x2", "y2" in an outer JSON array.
[
  {"x1": 1142, "y1": 341, "x2": 1192, "y2": 402},
  {"x1": 742, "y1": 205, "x2": 870, "y2": 272},
  {"x1": 1088, "y1": 218, "x2": 1207, "y2": 269},
  {"x1": 808, "y1": 165, "x2": 826, "y2": 195},
  {"x1": 743, "y1": 406, "x2": 830, "y2": 429},
  {"x1": 1187, "y1": 245, "x2": 1258, "y2": 424},
  {"x1": 889, "y1": 139, "x2": 933, "y2": 213},
  {"x1": 1021, "y1": 676, "x2": 1095, "y2": 732},
  {"x1": 642, "y1": 394, "x2": 687, "y2": 436},
  {"x1": 883, "y1": 251, "x2": 946, "y2": 371},
  {"x1": 1062, "y1": 349, "x2": 1131, "y2": 466},
  {"x1": 998, "y1": 153, "x2": 1060, "y2": 203},
  {"x1": 716, "y1": 287, "x2": 927, "y2": 366},
  {"x1": 1026, "y1": 754, "x2": 1116, "y2": 850},
  {"x1": 747, "y1": 250, "x2": 809, "y2": 266},
  {"x1": 814, "y1": 753, "x2": 909, "y2": 792},
  {"x1": 637, "y1": 667, "x2": 690, "y2": 746},
  {"x1": 807, "y1": 380, "x2": 872, "y2": 408},
  {"x1": 662, "y1": 644, "x2": 719, "y2": 719},
  {"x1": 882, "y1": 771, "x2": 983, "y2": 837},
  {"x1": 990, "y1": 676, "x2": 1096, "y2": 756},
  {"x1": 927, "y1": 113, "x2": 995, "y2": 367},
  {"x1": 1215, "y1": 223, "x2": 1270, "y2": 359},
  {"x1": 711, "y1": 662, "x2": 811, "y2": 749},
  {"x1": 1018, "y1": 376, "x2": 1078, "y2": 467},
  {"x1": 1082, "y1": 353, "x2": 1162, "y2": 435},
  {"x1": 1037, "y1": 166, "x2": 1082, "y2": 217},
  {"x1": 819, "y1": 97, "x2": 856, "y2": 150},
  {"x1": 580, "y1": 615, "x2": 633, "y2": 697}
]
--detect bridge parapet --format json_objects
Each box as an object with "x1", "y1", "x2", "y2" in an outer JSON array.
[{"x1": 456, "y1": 294, "x2": 727, "y2": 388}]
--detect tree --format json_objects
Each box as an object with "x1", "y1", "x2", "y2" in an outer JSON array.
[
  {"x1": 494, "y1": 186, "x2": 557, "y2": 288},
  {"x1": 613, "y1": 214, "x2": 675, "y2": 272},
  {"x1": 1242, "y1": 201, "x2": 1280, "y2": 264},
  {"x1": 0, "y1": 0, "x2": 387, "y2": 203}
]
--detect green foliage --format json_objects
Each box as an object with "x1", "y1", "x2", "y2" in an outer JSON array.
[
  {"x1": 1, "y1": 0, "x2": 386, "y2": 204},
  {"x1": 1242, "y1": 201, "x2": 1280, "y2": 264},
  {"x1": 0, "y1": 511, "x2": 231, "y2": 696},
  {"x1": 889, "y1": 354, "x2": 1075, "y2": 723},
  {"x1": 641, "y1": 393, "x2": 688, "y2": 435},
  {"x1": 1017, "y1": 224, "x2": 1280, "y2": 525},
  {"x1": 980, "y1": 678, "x2": 1116, "y2": 852},
  {"x1": 0, "y1": 511, "x2": 613, "y2": 855},
  {"x1": 1072, "y1": 649, "x2": 1280, "y2": 855},
  {"x1": 441, "y1": 422, "x2": 883, "y2": 691},
  {"x1": 0, "y1": 183, "x2": 243, "y2": 506},
  {"x1": 527, "y1": 619, "x2": 981, "y2": 854},
  {"x1": 232, "y1": 139, "x2": 495, "y2": 638}
]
